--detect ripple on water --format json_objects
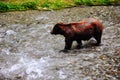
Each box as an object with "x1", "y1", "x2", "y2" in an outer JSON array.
[{"x1": 1, "y1": 56, "x2": 52, "y2": 79}]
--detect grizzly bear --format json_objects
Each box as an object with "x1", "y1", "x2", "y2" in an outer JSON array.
[{"x1": 51, "y1": 18, "x2": 103, "y2": 52}]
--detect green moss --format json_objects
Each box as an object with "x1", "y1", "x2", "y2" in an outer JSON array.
[
  {"x1": 0, "y1": 1, "x2": 24, "y2": 12},
  {"x1": 0, "y1": 1, "x2": 37, "y2": 12},
  {"x1": 41, "y1": 1, "x2": 69, "y2": 10},
  {"x1": 22, "y1": 2, "x2": 37, "y2": 9},
  {"x1": 0, "y1": 1, "x2": 9, "y2": 12},
  {"x1": 74, "y1": 0, "x2": 117, "y2": 5}
]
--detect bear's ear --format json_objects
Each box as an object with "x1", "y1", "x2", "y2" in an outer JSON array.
[
  {"x1": 54, "y1": 23, "x2": 62, "y2": 29},
  {"x1": 55, "y1": 23, "x2": 65, "y2": 29},
  {"x1": 55, "y1": 23, "x2": 64, "y2": 27}
]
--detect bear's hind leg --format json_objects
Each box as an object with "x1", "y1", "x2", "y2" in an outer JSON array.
[
  {"x1": 94, "y1": 32, "x2": 102, "y2": 46},
  {"x1": 76, "y1": 40, "x2": 82, "y2": 49}
]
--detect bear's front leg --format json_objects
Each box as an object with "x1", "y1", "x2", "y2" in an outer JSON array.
[{"x1": 60, "y1": 38, "x2": 73, "y2": 53}]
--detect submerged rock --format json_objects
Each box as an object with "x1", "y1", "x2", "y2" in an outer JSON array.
[{"x1": 6, "y1": 30, "x2": 16, "y2": 36}]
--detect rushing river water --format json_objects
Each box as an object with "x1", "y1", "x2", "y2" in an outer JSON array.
[{"x1": 0, "y1": 6, "x2": 120, "y2": 80}]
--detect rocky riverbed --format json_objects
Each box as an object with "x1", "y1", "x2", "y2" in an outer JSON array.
[{"x1": 0, "y1": 6, "x2": 120, "y2": 80}]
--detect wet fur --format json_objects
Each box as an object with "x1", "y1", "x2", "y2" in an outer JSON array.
[{"x1": 51, "y1": 18, "x2": 103, "y2": 52}]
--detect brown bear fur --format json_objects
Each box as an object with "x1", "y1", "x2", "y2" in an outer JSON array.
[{"x1": 51, "y1": 18, "x2": 103, "y2": 52}]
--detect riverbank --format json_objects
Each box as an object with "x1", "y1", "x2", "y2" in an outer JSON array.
[{"x1": 0, "y1": 0, "x2": 120, "y2": 12}]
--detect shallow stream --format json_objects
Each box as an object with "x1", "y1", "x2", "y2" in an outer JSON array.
[{"x1": 0, "y1": 6, "x2": 120, "y2": 80}]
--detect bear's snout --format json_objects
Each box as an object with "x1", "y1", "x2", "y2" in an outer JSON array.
[
  {"x1": 50, "y1": 31, "x2": 56, "y2": 35},
  {"x1": 50, "y1": 31, "x2": 53, "y2": 34}
]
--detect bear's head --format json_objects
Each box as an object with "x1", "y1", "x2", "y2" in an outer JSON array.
[{"x1": 51, "y1": 23, "x2": 65, "y2": 35}]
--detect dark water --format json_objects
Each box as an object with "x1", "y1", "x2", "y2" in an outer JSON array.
[{"x1": 0, "y1": 6, "x2": 120, "y2": 80}]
